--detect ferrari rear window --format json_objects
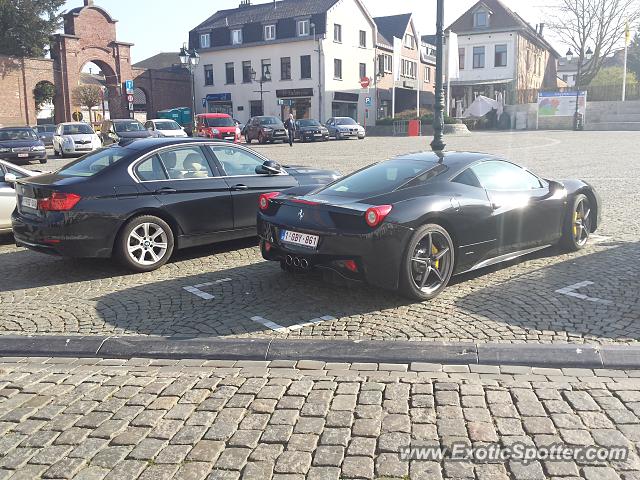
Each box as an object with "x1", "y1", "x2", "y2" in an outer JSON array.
[{"x1": 320, "y1": 160, "x2": 439, "y2": 197}]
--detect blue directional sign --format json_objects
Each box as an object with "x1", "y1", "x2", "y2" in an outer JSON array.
[
  {"x1": 124, "y1": 80, "x2": 134, "y2": 94},
  {"x1": 365, "y1": 96, "x2": 372, "y2": 107}
]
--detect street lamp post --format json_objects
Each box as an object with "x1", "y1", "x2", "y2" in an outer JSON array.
[
  {"x1": 431, "y1": 0, "x2": 446, "y2": 152},
  {"x1": 251, "y1": 67, "x2": 271, "y2": 116},
  {"x1": 179, "y1": 44, "x2": 200, "y2": 134},
  {"x1": 565, "y1": 46, "x2": 593, "y2": 131}
]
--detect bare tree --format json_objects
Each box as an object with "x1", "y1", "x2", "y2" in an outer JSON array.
[
  {"x1": 72, "y1": 85, "x2": 101, "y2": 123},
  {"x1": 547, "y1": 0, "x2": 640, "y2": 86}
]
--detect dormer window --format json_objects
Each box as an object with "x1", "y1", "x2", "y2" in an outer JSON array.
[
  {"x1": 232, "y1": 29, "x2": 243, "y2": 45},
  {"x1": 474, "y1": 10, "x2": 489, "y2": 28},
  {"x1": 297, "y1": 19, "x2": 310, "y2": 37},
  {"x1": 264, "y1": 24, "x2": 276, "y2": 41},
  {"x1": 200, "y1": 33, "x2": 210, "y2": 49}
]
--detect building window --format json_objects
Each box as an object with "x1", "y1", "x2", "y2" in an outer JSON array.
[
  {"x1": 261, "y1": 59, "x2": 271, "y2": 81},
  {"x1": 562, "y1": 74, "x2": 568, "y2": 81},
  {"x1": 359, "y1": 63, "x2": 367, "y2": 79},
  {"x1": 383, "y1": 54, "x2": 392, "y2": 73},
  {"x1": 404, "y1": 34, "x2": 415, "y2": 49},
  {"x1": 242, "y1": 60, "x2": 252, "y2": 83},
  {"x1": 424, "y1": 66, "x2": 431, "y2": 82},
  {"x1": 359, "y1": 30, "x2": 367, "y2": 48},
  {"x1": 334, "y1": 24, "x2": 342, "y2": 43},
  {"x1": 300, "y1": 55, "x2": 311, "y2": 79},
  {"x1": 281, "y1": 57, "x2": 291, "y2": 80},
  {"x1": 494, "y1": 44, "x2": 507, "y2": 67},
  {"x1": 200, "y1": 34, "x2": 211, "y2": 49},
  {"x1": 225, "y1": 62, "x2": 235, "y2": 84},
  {"x1": 473, "y1": 46, "x2": 485, "y2": 68},
  {"x1": 204, "y1": 64, "x2": 214, "y2": 86},
  {"x1": 334, "y1": 59, "x2": 342, "y2": 80},
  {"x1": 459, "y1": 47, "x2": 465, "y2": 70},
  {"x1": 473, "y1": 10, "x2": 489, "y2": 28},
  {"x1": 231, "y1": 29, "x2": 242, "y2": 45},
  {"x1": 401, "y1": 59, "x2": 416, "y2": 79},
  {"x1": 297, "y1": 19, "x2": 310, "y2": 37},
  {"x1": 264, "y1": 24, "x2": 276, "y2": 41}
]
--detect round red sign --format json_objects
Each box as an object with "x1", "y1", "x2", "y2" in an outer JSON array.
[{"x1": 360, "y1": 77, "x2": 370, "y2": 88}]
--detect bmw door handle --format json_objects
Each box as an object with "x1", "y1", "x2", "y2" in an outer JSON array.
[
  {"x1": 232, "y1": 184, "x2": 249, "y2": 191},
  {"x1": 155, "y1": 187, "x2": 176, "y2": 194}
]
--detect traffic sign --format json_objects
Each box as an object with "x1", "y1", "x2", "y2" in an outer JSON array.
[
  {"x1": 360, "y1": 77, "x2": 370, "y2": 88},
  {"x1": 124, "y1": 80, "x2": 134, "y2": 94},
  {"x1": 128, "y1": 102, "x2": 134, "y2": 111},
  {"x1": 127, "y1": 94, "x2": 134, "y2": 103},
  {"x1": 365, "y1": 96, "x2": 372, "y2": 107}
]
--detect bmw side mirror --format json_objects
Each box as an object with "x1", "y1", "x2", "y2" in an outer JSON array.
[
  {"x1": 3, "y1": 172, "x2": 17, "y2": 185},
  {"x1": 256, "y1": 160, "x2": 283, "y2": 175}
]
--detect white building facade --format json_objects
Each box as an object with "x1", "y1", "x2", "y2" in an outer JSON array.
[{"x1": 188, "y1": 0, "x2": 377, "y2": 125}]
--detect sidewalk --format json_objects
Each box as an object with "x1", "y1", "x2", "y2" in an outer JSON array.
[{"x1": 1, "y1": 357, "x2": 639, "y2": 479}]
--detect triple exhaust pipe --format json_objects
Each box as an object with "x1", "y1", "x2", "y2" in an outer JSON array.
[{"x1": 285, "y1": 254, "x2": 310, "y2": 269}]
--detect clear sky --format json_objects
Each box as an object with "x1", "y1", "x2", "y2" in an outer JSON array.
[{"x1": 62, "y1": 0, "x2": 562, "y2": 64}]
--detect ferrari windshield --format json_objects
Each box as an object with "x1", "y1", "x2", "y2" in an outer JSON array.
[{"x1": 320, "y1": 160, "x2": 442, "y2": 197}]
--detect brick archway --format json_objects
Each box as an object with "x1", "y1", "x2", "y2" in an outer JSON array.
[{"x1": 51, "y1": 0, "x2": 133, "y2": 122}]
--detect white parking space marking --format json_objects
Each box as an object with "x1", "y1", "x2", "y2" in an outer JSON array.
[
  {"x1": 183, "y1": 278, "x2": 233, "y2": 300},
  {"x1": 590, "y1": 234, "x2": 612, "y2": 243},
  {"x1": 555, "y1": 281, "x2": 613, "y2": 305},
  {"x1": 250, "y1": 315, "x2": 337, "y2": 333}
]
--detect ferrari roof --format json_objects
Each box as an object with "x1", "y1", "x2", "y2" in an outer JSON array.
[{"x1": 394, "y1": 151, "x2": 501, "y2": 169}]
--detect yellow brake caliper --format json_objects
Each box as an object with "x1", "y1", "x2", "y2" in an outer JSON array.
[
  {"x1": 573, "y1": 211, "x2": 578, "y2": 237},
  {"x1": 432, "y1": 245, "x2": 440, "y2": 270}
]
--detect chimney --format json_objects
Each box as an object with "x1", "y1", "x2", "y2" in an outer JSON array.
[
  {"x1": 238, "y1": 0, "x2": 251, "y2": 7},
  {"x1": 84, "y1": 0, "x2": 94, "y2": 5},
  {"x1": 539, "y1": 23, "x2": 545, "y2": 36},
  {"x1": 273, "y1": 0, "x2": 276, "y2": 8}
]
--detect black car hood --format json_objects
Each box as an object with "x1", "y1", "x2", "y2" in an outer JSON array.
[
  {"x1": 0, "y1": 139, "x2": 44, "y2": 148},
  {"x1": 116, "y1": 131, "x2": 152, "y2": 139}
]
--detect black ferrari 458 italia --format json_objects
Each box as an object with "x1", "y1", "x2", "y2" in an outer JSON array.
[
  {"x1": 258, "y1": 151, "x2": 601, "y2": 300},
  {"x1": 12, "y1": 138, "x2": 339, "y2": 271}
]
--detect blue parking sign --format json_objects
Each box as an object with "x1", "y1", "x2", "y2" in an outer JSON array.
[
  {"x1": 124, "y1": 80, "x2": 134, "y2": 94},
  {"x1": 365, "y1": 97, "x2": 372, "y2": 107}
]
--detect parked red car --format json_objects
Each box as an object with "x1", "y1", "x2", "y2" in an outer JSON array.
[{"x1": 195, "y1": 113, "x2": 241, "y2": 143}]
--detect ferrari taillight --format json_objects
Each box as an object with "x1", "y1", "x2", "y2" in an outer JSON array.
[
  {"x1": 365, "y1": 205, "x2": 392, "y2": 227},
  {"x1": 38, "y1": 192, "x2": 81, "y2": 211},
  {"x1": 259, "y1": 192, "x2": 280, "y2": 211}
]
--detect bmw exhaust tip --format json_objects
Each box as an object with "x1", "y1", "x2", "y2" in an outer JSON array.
[
  {"x1": 300, "y1": 258, "x2": 309, "y2": 269},
  {"x1": 293, "y1": 257, "x2": 301, "y2": 267},
  {"x1": 285, "y1": 255, "x2": 293, "y2": 266}
]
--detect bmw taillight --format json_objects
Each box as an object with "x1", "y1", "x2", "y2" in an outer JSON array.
[
  {"x1": 38, "y1": 192, "x2": 81, "y2": 211},
  {"x1": 365, "y1": 205, "x2": 392, "y2": 227},
  {"x1": 259, "y1": 192, "x2": 280, "y2": 211}
]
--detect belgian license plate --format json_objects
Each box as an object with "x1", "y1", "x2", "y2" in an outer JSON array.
[
  {"x1": 21, "y1": 197, "x2": 38, "y2": 209},
  {"x1": 314, "y1": 133, "x2": 322, "y2": 137},
  {"x1": 280, "y1": 230, "x2": 319, "y2": 248},
  {"x1": 17, "y1": 153, "x2": 29, "y2": 158}
]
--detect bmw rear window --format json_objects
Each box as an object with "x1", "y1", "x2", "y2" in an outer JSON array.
[
  {"x1": 319, "y1": 160, "x2": 440, "y2": 197},
  {"x1": 57, "y1": 147, "x2": 129, "y2": 177}
]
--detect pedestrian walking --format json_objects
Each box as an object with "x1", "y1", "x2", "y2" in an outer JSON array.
[{"x1": 284, "y1": 113, "x2": 296, "y2": 147}]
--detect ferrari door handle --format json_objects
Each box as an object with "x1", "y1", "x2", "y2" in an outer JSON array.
[
  {"x1": 232, "y1": 184, "x2": 249, "y2": 191},
  {"x1": 155, "y1": 187, "x2": 176, "y2": 194}
]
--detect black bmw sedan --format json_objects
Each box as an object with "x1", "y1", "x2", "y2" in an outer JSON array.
[
  {"x1": 258, "y1": 151, "x2": 601, "y2": 300},
  {"x1": 12, "y1": 138, "x2": 340, "y2": 271},
  {"x1": 0, "y1": 127, "x2": 48, "y2": 164},
  {"x1": 295, "y1": 119, "x2": 330, "y2": 142}
]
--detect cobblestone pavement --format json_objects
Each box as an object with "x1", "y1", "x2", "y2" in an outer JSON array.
[
  {"x1": 1, "y1": 132, "x2": 637, "y2": 343},
  {"x1": 1, "y1": 357, "x2": 640, "y2": 480}
]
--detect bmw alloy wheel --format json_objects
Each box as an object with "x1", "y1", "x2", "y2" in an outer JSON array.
[{"x1": 127, "y1": 222, "x2": 169, "y2": 267}]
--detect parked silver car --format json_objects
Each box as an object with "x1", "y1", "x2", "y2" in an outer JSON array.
[
  {"x1": 53, "y1": 122, "x2": 102, "y2": 157},
  {"x1": 0, "y1": 160, "x2": 44, "y2": 233},
  {"x1": 325, "y1": 117, "x2": 366, "y2": 140}
]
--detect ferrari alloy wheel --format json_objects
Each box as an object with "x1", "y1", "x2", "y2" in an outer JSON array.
[
  {"x1": 561, "y1": 193, "x2": 592, "y2": 251},
  {"x1": 400, "y1": 224, "x2": 455, "y2": 301},
  {"x1": 117, "y1": 215, "x2": 174, "y2": 272}
]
